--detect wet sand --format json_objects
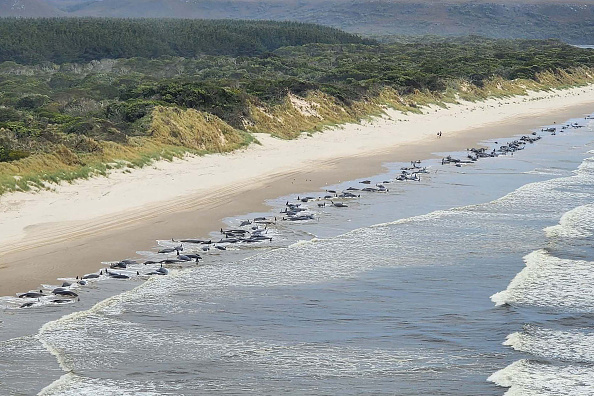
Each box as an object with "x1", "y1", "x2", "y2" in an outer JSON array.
[{"x1": 1, "y1": 87, "x2": 593, "y2": 296}]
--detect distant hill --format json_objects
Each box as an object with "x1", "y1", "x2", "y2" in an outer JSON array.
[
  {"x1": 0, "y1": 0, "x2": 63, "y2": 16},
  {"x1": 2, "y1": 0, "x2": 594, "y2": 43}
]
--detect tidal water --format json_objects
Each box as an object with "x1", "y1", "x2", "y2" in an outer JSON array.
[{"x1": 1, "y1": 112, "x2": 594, "y2": 395}]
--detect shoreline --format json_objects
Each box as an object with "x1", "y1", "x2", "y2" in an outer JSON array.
[{"x1": 1, "y1": 85, "x2": 594, "y2": 296}]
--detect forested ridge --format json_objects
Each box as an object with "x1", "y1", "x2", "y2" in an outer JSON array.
[
  {"x1": 0, "y1": 19, "x2": 592, "y2": 192},
  {"x1": 0, "y1": 18, "x2": 371, "y2": 64}
]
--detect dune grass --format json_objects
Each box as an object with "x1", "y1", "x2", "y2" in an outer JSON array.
[
  {"x1": 244, "y1": 66, "x2": 594, "y2": 140},
  {"x1": 0, "y1": 106, "x2": 254, "y2": 194}
]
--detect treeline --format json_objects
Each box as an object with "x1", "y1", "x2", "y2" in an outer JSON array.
[
  {"x1": 0, "y1": 18, "x2": 372, "y2": 64},
  {"x1": 0, "y1": 36, "x2": 593, "y2": 166}
]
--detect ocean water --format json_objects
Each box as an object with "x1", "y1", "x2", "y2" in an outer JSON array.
[{"x1": 1, "y1": 113, "x2": 594, "y2": 395}]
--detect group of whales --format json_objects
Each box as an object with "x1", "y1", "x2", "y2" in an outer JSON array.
[
  {"x1": 282, "y1": 175, "x2": 406, "y2": 219},
  {"x1": 15, "y1": 222, "x2": 276, "y2": 308},
  {"x1": 15, "y1": 170, "x2": 412, "y2": 308},
  {"x1": 441, "y1": 120, "x2": 587, "y2": 167},
  {"x1": 14, "y1": 118, "x2": 589, "y2": 308}
]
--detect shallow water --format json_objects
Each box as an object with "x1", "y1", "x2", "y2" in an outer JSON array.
[{"x1": 1, "y1": 114, "x2": 594, "y2": 395}]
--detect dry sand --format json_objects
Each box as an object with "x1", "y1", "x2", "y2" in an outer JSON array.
[{"x1": 1, "y1": 85, "x2": 594, "y2": 296}]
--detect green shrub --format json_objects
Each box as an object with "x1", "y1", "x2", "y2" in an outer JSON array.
[{"x1": 16, "y1": 94, "x2": 50, "y2": 110}]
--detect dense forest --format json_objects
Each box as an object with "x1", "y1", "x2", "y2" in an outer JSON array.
[
  {"x1": 0, "y1": 18, "x2": 371, "y2": 64},
  {"x1": 0, "y1": 19, "x2": 592, "y2": 192}
]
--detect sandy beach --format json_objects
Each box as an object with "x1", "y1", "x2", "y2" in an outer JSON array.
[{"x1": 1, "y1": 85, "x2": 594, "y2": 296}]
